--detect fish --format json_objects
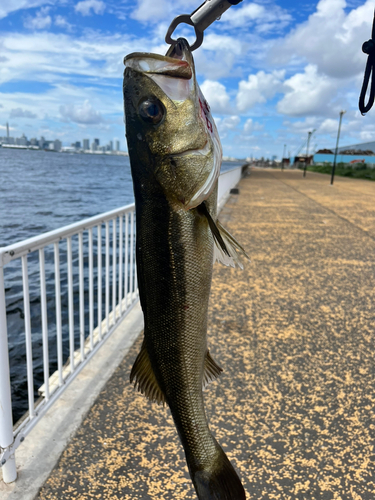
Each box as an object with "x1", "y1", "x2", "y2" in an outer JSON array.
[{"x1": 123, "y1": 37, "x2": 249, "y2": 500}]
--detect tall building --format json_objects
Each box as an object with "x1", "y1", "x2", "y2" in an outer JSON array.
[
  {"x1": 54, "y1": 139, "x2": 62, "y2": 151},
  {"x1": 6, "y1": 122, "x2": 9, "y2": 138},
  {"x1": 91, "y1": 142, "x2": 98, "y2": 152},
  {"x1": 94, "y1": 138, "x2": 99, "y2": 146},
  {"x1": 108, "y1": 140, "x2": 113, "y2": 151},
  {"x1": 16, "y1": 134, "x2": 27, "y2": 146},
  {"x1": 116, "y1": 140, "x2": 120, "y2": 151},
  {"x1": 83, "y1": 139, "x2": 89, "y2": 150}
]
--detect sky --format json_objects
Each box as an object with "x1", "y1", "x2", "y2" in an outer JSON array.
[{"x1": 0, "y1": 0, "x2": 374, "y2": 158}]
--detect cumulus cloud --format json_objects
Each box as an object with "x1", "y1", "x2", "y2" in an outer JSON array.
[
  {"x1": 131, "y1": 0, "x2": 168, "y2": 22},
  {"x1": 277, "y1": 65, "x2": 338, "y2": 117},
  {"x1": 24, "y1": 7, "x2": 51, "y2": 29},
  {"x1": 224, "y1": 2, "x2": 292, "y2": 32},
  {"x1": 200, "y1": 80, "x2": 232, "y2": 114},
  {"x1": 55, "y1": 15, "x2": 73, "y2": 31},
  {"x1": 10, "y1": 108, "x2": 37, "y2": 119},
  {"x1": 75, "y1": 0, "x2": 105, "y2": 16},
  {"x1": 236, "y1": 70, "x2": 285, "y2": 112},
  {"x1": 319, "y1": 118, "x2": 342, "y2": 134},
  {"x1": 215, "y1": 116, "x2": 240, "y2": 136},
  {"x1": 271, "y1": 0, "x2": 373, "y2": 78},
  {"x1": 59, "y1": 100, "x2": 104, "y2": 124},
  {"x1": 243, "y1": 118, "x2": 263, "y2": 134}
]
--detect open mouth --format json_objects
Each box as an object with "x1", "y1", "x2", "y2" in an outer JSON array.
[{"x1": 124, "y1": 39, "x2": 195, "y2": 102}]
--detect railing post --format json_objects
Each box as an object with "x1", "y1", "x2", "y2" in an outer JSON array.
[{"x1": 0, "y1": 264, "x2": 17, "y2": 483}]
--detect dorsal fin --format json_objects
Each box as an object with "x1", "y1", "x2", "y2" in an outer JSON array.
[
  {"x1": 203, "y1": 350, "x2": 223, "y2": 389},
  {"x1": 130, "y1": 341, "x2": 166, "y2": 405}
]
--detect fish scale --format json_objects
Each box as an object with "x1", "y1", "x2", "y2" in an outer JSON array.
[{"x1": 124, "y1": 37, "x2": 248, "y2": 499}]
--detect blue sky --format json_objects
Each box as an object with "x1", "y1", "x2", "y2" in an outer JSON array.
[{"x1": 0, "y1": 0, "x2": 373, "y2": 158}]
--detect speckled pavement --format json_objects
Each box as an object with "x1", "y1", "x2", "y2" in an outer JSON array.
[{"x1": 37, "y1": 169, "x2": 375, "y2": 500}]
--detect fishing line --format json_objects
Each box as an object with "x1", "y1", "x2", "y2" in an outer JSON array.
[{"x1": 359, "y1": 9, "x2": 375, "y2": 114}]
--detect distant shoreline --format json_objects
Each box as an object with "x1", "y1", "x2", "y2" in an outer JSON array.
[
  {"x1": 0, "y1": 145, "x2": 245, "y2": 162},
  {"x1": 0, "y1": 144, "x2": 129, "y2": 156}
]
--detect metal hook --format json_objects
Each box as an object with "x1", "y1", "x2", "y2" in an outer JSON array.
[{"x1": 165, "y1": 0, "x2": 242, "y2": 52}]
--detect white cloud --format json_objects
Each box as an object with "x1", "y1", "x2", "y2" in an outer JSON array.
[
  {"x1": 75, "y1": 0, "x2": 105, "y2": 16},
  {"x1": 277, "y1": 65, "x2": 338, "y2": 117},
  {"x1": 319, "y1": 118, "x2": 341, "y2": 134},
  {"x1": 221, "y1": 116, "x2": 240, "y2": 130},
  {"x1": 10, "y1": 108, "x2": 37, "y2": 119},
  {"x1": 224, "y1": 2, "x2": 292, "y2": 32},
  {"x1": 215, "y1": 116, "x2": 241, "y2": 136},
  {"x1": 131, "y1": 0, "x2": 168, "y2": 22},
  {"x1": 244, "y1": 118, "x2": 256, "y2": 134},
  {"x1": 0, "y1": 31, "x2": 150, "y2": 86},
  {"x1": 0, "y1": 0, "x2": 53, "y2": 20},
  {"x1": 271, "y1": 0, "x2": 373, "y2": 79},
  {"x1": 60, "y1": 99, "x2": 104, "y2": 124},
  {"x1": 236, "y1": 70, "x2": 285, "y2": 112},
  {"x1": 130, "y1": 0, "x2": 198, "y2": 23},
  {"x1": 24, "y1": 7, "x2": 52, "y2": 29},
  {"x1": 55, "y1": 15, "x2": 73, "y2": 31},
  {"x1": 200, "y1": 80, "x2": 231, "y2": 114}
]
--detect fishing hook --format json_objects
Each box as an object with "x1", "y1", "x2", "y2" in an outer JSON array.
[
  {"x1": 359, "y1": 9, "x2": 375, "y2": 114},
  {"x1": 165, "y1": 0, "x2": 243, "y2": 52}
]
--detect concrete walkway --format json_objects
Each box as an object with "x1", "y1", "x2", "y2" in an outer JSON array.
[{"x1": 36, "y1": 169, "x2": 375, "y2": 499}]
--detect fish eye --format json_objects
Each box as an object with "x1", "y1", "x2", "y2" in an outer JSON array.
[{"x1": 138, "y1": 98, "x2": 165, "y2": 125}]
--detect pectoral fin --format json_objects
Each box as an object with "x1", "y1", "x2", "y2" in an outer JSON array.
[
  {"x1": 203, "y1": 350, "x2": 223, "y2": 389},
  {"x1": 213, "y1": 220, "x2": 250, "y2": 269},
  {"x1": 130, "y1": 340, "x2": 166, "y2": 405},
  {"x1": 199, "y1": 202, "x2": 250, "y2": 269}
]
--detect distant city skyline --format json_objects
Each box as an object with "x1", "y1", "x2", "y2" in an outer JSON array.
[{"x1": 0, "y1": 123, "x2": 123, "y2": 153}]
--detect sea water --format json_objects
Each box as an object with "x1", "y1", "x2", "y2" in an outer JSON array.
[{"x1": 0, "y1": 148, "x2": 244, "y2": 422}]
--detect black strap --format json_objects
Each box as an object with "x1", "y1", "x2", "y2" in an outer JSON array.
[{"x1": 359, "y1": 10, "x2": 375, "y2": 114}]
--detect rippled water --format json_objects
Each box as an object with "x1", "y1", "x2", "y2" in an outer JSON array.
[{"x1": 0, "y1": 148, "x2": 243, "y2": 423}]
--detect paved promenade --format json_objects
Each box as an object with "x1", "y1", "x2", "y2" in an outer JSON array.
[{"x1": 37, "y1": 169, "x2": 375, "y2": 500}]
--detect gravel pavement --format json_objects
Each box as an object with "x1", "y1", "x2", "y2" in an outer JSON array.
[{"x1": 37, "y1": 168, "x2": 375, "y2": 500}]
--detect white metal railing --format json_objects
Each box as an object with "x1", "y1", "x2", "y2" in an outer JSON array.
[
  {"x1": 0, "y1": 165, "x2": 246, "y2": 484},
  {"x1": 0, "y1": 203, "x2": 138, "y2": 482}
]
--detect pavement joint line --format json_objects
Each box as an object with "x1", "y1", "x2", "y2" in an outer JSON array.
[{"x1": 270, "y1": 170, "x2": 375, "y2": 243}]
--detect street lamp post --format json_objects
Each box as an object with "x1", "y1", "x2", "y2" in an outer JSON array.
[
  {"x1": 303, "y1": 129, "x2": 315, "y2": 177},
  {"x1": 331, "y1": 110, "x2": 346, "y2": 185}
]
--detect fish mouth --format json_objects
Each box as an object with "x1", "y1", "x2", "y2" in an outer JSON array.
[
  {"x1": 124, "y1": 39, "x2": 195, "y2": 102},
  {"x1": 124, "y1": 53, "x2": 192, "y2": 79}
]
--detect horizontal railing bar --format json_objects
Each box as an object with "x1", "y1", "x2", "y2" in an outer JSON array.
[{"x1": 0, "y1": 202, "x2": 135, "y2": 265}]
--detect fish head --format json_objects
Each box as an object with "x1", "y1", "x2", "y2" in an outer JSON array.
[{"x1": 123, "y1": 38, "x2": 222, "y2": 210}]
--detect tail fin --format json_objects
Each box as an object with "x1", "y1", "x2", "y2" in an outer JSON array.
[{"x1": 192, "y1": 445, "x2": 246, "y2": 500}]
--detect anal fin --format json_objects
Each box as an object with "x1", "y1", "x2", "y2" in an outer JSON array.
[
  {"x1": 203, "y1": 350, "x2": 223, "y2": 390},
  {"x1": 130, "y1": 340, "x2": 166, "y2": 405}
]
